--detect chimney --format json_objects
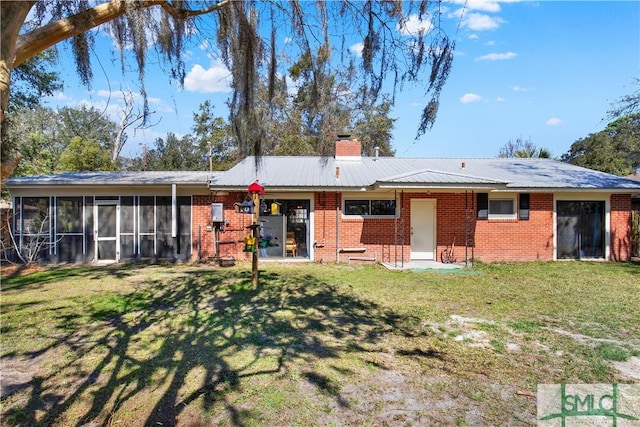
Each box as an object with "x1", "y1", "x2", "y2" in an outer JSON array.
[{"x1": 335, "y1": 135, "x2": 362, "y2": 160}]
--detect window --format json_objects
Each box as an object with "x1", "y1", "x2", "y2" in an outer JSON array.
[
  {"x1": 371, "y1": 200, "x2": 396, "y2": 216},
  {"x1": 489, "y1": 199, "x2": 515, "y2": 216},
  {"x1": 21, "y1": 197, "x2": 50, "y2": 234},
  {"x1": 57, "y1": 197, "x2": 83, "y2": 233},
  {"x1": 344, "y1": 199, "x2": 396, "y2": 216}
]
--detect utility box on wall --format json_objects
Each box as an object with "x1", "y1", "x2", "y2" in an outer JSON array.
[{"x1": 211, "y1": 203, "x2": 224, "y2": 223}]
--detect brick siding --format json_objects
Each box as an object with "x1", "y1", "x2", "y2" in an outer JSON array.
[
  {"x1": 191, "y1": 192, "x2": 631, "y2": 263},
  {"x1": 610, "y1": 194, "x2": 632, "y2": 261}
]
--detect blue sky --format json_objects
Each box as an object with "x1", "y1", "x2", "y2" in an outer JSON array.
[{"x1": 45, "y1": 1, "x2": 639, "y2": 159}]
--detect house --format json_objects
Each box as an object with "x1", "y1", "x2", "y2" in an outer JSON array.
[{"x1": 5, "y1": 137, "x2": 640, "y2": 265}]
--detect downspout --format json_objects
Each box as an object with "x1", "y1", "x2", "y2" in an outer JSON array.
[
  {"x1": 172, "y1": 184, "x2": 177, "y2": 260},
  {"x1": 401, "y1": 191, "x2": 405, "y2": 268},
  {"x1": 336, "y1": 192, "x2": 340, "y2": 262}
]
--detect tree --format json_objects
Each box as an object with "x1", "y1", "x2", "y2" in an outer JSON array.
[
  {"x1": 142, "y1": 133, "x2": 206, "y2": 171},
  {"x1": 112, "y1": 89, "x2": 158, "y2": 163},
  {"x1": 58, "y1": 136, "x2": 115, "y2": 172},
  {"x1": 1, "y1": 48, "x2": 63, "y2": 185},
  {"x1": 607, "y1": 78, "x2": 640, "y2": 120},
  {"x1": 256, "y1": 49, "x2": 396, "y2": 157},
  {"x1": 2, "y1": 0, "x2": 455, "y2": 186},
  {"x1": 191, "y1": 101, "x2": 236, "y2": 171},
  {"x1": 352, "y1": 92, "x2": 396, "y2": 157},
  {"x1": 497, "y1": 137, "x2": 552, "y2": 159},
  {"x1": 7, "y1": 105, "x2": 119, "y2": 176},
  {"x1": 8, "y1": 106, "x2": 65, "y2": 177},
  {"x1": 8, "y1": 48, "x2": 62, "y2": 112},
  {"x1": 561, "y1": 114, "x2": 640, "y2": 176}
]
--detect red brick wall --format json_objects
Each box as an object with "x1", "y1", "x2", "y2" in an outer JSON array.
[
  {"x1": 191, "y1": 192, "x2": 631, "y2": 263},
  {"x1": 335, "y1": 139, "x2": 362, "y2": 157},
  {"x1": 316, "y1": 192, "x2": 554, "y2": 263},
  {"x1": 192, "y1": 192, "x2": 255, "y2": 262},
  {"x1": 314, "y1": 192, "x2": 340, "y2": 262},
  {"x1": 611, "y1": 194, "x2": 632, "y2": 261},
  {"x1": 473, "y1": 193, "x2": 554, "y2": 262}
]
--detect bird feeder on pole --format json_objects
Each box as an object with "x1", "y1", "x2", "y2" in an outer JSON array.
[{"x1": 247, "y1": 180, "x2": 264, "y2": 286}]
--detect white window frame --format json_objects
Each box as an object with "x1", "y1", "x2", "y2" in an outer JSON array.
[{"x1": 488, "y1": 194, "x2": 517, "y2": 220}]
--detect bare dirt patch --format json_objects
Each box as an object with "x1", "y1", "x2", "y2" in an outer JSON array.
[{"x1": 0, "y1": 355, "x2": 43, "y2": 399}]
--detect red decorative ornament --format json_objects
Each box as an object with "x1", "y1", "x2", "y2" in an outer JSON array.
[{"x1": 248, "y1": 180, "x2": 264, "y2": 195}]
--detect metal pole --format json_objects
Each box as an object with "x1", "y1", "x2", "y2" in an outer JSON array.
[
  {"x1": 252, "y1": 192, "x2": 259, "y2": 287},
  {"x1": 394, "y1": 190, "x2": 398, "y2": 267},
  {"x1": 464, "y1": 190, "x2": 468, "y2": 267},
  {"x1": 197, "y1": 224, "x2": 201, "y2": 263}
]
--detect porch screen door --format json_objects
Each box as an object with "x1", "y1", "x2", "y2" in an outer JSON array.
[
  {"x1": 410, "y1": 199, "x2": 435, "y2": 260},
  {"x1": 96, "y1": 202, "x2": 118, "y2": 261}
]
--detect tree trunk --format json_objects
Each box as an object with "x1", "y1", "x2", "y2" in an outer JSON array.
[{"x1": 1, "y1": 1, "x2": 35, "y2": 189}]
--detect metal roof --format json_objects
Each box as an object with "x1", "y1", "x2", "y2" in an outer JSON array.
[
  {"x1": 5, "y1": 159, "x2": 640, "y2": 193},
  {"x1": 6, "y1": 171, "x2": 219, "y2": 188},
  {"x1": 209, "y1": 156, "x2": 640, "y2": 192}
]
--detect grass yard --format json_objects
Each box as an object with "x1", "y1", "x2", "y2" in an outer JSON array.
[{"x1": 1, "y1": 261, "x2": 639, "y2": 426}]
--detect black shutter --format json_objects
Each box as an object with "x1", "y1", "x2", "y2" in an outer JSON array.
[
  {"x1": 519, "y1": 194, "x2": 530, "y2": 220},
  {"x1": 477, "y1": 193, "x2": 488, "y2": 220}
]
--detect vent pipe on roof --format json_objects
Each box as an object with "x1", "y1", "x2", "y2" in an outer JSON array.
[
  {"x1": 461, "y1": 161, "x2": 466, "y2": 169},
  {"x1": 374, "y1": 146, "x2": 380, "y2": 160}
]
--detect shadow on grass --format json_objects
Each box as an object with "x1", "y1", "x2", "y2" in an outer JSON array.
[
  {"x1": 0, "y1": 263, "x2": 142, "y2": 291},
  {"x1": 2, "y1": 266, "x2": 424, "y2": 426}
]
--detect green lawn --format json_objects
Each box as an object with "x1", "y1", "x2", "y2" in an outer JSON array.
[{"x1": 1, "y1": 261, "x2": 638, "y2": 426}]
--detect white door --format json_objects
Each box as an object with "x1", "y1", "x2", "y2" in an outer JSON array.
[
  {"x1": 410, "y1": 199, "x2": 435, "y2": 260},
  {"x1": 95, "y1": 202, "x2": 119, "y2": 262}
]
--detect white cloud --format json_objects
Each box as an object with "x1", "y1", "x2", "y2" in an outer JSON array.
[
  {"x1": 511, "y1": 85, "x2": 528, "y2": 92},
  {"x1": 398, "y1": 14, "x2": 434, "y2": 35},
  {"x1": 496, "y1": 96, "x2": 505, "y2": 102},
  {"x1": 184, "y1": 62, "x2": 232, "y2": 93},
  {"x1": 484, "y1": 40, "x2": 496, "y2": 46},
  {"x1": 462, "y1": 13, "x2": 505, "y2": 31},
  {"x1": 52, "y1": 92, "x2": 71, "y2": 101},
  {"x1": 451, "y1": 0, "x2": 501, "y2": 12},
  {"x1": 468, "y1": 34, "x2": 479, "y2": 40},
  {"x1": 452, "y1": 0, "x2": 521, "y2": 12},
  {"x1": 460, "y1": 93, "x2": 483, "y2": 104},
  {"x1": 350, "y1": 42, "x2": 364, "y2": 57},
  {"x1": 284, "y1": 37, "x2": 292, "y2": 44},
  {"x1": 546, "y1": 117, "x2": 563, "y2": 126},
  {"x1": 476, "y1": 51, "x2": 517, "y2": 61}
]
